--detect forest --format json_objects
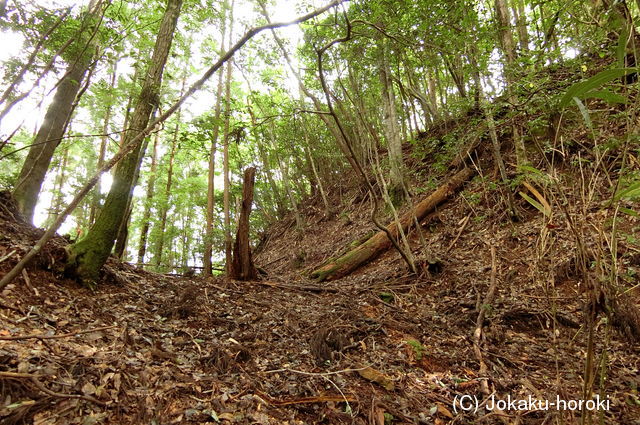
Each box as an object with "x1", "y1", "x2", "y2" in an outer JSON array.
[{"x1": 1, "y1": 0, "x2": 640, "y2": 423}]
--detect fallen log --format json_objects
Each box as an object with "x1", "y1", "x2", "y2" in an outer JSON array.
[{"x1": 310, "y1": 167, "x2": 475, "y2": 281}]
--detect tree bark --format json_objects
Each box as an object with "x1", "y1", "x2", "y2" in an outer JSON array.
[
  {"x1": 310, "y1": 167, "x2": 474, "y2": 282},
  {"x1": 378, "y1": 37, "x2": 405, "y2": 204},
  {"x1": 513, "y1": 0, "x2": 530, "y2": 52},
  {"x1": 229, "y1": 167, "x2": 258, "y2": 280},
  {"x1": 495, "y1": 0, "x2": 527, "y2": 166},
  {"x1": 65, "y1": 0, "x2": 182, "y2": 283},
  {"x1": 113, "y1": 105, "x2": 158, "y2": 260}
]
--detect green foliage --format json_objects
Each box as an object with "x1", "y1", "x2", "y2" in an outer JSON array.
[
  {"x1": 560, "y1": 68, "x2": 637, "y2": 108},
  {"x1": 379, "y1": 292, "x2": 394, "y2": 303},
  {"x1": 405, "y1": 338, "x2": 426, "y2": 361}
]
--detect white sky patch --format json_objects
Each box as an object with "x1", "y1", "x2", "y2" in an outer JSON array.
[{"x1": 0, "y1": 31, "x2": 24, "y2": 62}]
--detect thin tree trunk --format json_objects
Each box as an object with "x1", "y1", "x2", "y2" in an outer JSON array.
[
  {"x1": 222, "y1": 0, "x2": 235, "y2": 276},
  {"x1": 300, "y1": 115, "x2": 332, "y2": 217},
  {"x1": 66, "y1": 0, "x2": 183, "y2": 283},
  {"x1": 495, "y1": 0, "x2": 527, "y2": 166},
  {"x1": 113, "y1": 100, "x2": 162, "y2": 260},
  {"x1": 470, "y1": 60, "x2": 518, "y2": 218},
  {"x1": 90, "y1": 62, "x2": 119, "y2": 225},
  {"x1": 275, "y1": 146, "x2": 303, "y2": 229},
  {"x1": 136, "y1": 131, "x2": 160, "y2": 266},
  {"x1": 154, "y1": 118, "x2": 180, "y2": 270},
  {"x1": 203, "y1": 12, "x2": 228, "y2": 277},
  {"x1": 513, "y1": 0, "x2": 530, "y2": 52},
  {"x1": 45, "y1": 141, "x2": 70, "y2": 228},
  {"x1": 246, "y1": 101, "x2": 287, "y2": 218},
  {"x1": 260, "y1": 4, "x2": 360, "y2": 172},
  {"x1": 378, "y1": 37, "x2": 405, "y2": 203}
]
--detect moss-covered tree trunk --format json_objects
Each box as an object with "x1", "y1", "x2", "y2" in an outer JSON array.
[
  {"x1": 65, "y1": 0, "x2": 182, "y2": 283},
  {"x1": 310, "y1": 168, "x2": 475, "y2": 282}
]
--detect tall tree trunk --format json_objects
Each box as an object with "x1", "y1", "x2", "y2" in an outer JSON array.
[
  {"x1": 229, "y1": 167, "x2": 258, "y2": 280},
  {"x1": 378, "y1": 37, "x2": 405, "y2": 204},
  {"x1": 154, "y1": 119, "x2": 180, "y2": 270},
  {"x1": 245, "y1": 101, "x2": 286, "y2": 218},
  {"x1": 513, "y1": 0, "x2": 530, "y2": 52},
  {"x1": 113, "y1": 104, "x2": 158, "y2": 260},
  {"x1": 13, "y1": 43, "x2": 95, "y2": 222},
  {"x1": 300, "y1": 115, "x2": 332, "y2": 217},
  {"x1": 222, "y1": 0, "x2": 235, "y2": 276},
  {"x1": 275, "y1": 145, "x2": 303, "y2": 229},
  {"x1": 495, "y1": 0, "x2": 527, "y2": 166},
  {"x1": 66, "y1": 0, "x2": 183, "y2": 283},
  {"x1": 45, "y1": 141, "x2": 70, "y2": 228},
  {"x1": 203, "y1": 10, "x2": 227, "y2": 277},
  {"x1": 136, "y1": 131, "x2": 160, "y2": 266}
]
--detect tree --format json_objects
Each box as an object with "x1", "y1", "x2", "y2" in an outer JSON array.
[
  {"x1": 203, "y1": 8, "x2": 227, "y2": 277},
  {"x1": 222, "y1": 0, "x2": 235, "y2": 276},
  {"x1": 65, "y1": 0, "x2": 183, "y2": 283},
  {"x1": 12, "y1": 2, "x2": 102, "y2": 221},
  {"x1": 377, "y1": 35, "x2": 405, "y2": 204}
]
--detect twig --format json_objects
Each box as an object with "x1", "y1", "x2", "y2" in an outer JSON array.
[
  {"x1": 0, "y1": 249, "x2": 16, "y2": 263},
  {"x1": 254, "y1": 389, "x2": 356, "y2": 406},
  {"x1": 263, "y1": 365, "x2": 370, "y2": 376},
  {"x1": 0, "y1": 325, "x2": 117, "y2": 340},
  {"x1": 249, "y1": 280, "x2": 339, "y2": 293},
  {"x1": 21, "y1": 269, "x2": 39, "y2": 296},
  {"x1": 0, "y1": 371, "x2": 106, "y2": 406},
  {"x1": 473, "y1": 245, "x2": 498, "y2": 396},
  {"x1": 447, "y1": 214, "x2": 471, "y2": 250},
  {"x1": 472, "y1": 246, "x2": 512, "y2": 424}
]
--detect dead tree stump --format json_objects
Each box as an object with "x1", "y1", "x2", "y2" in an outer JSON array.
[{"x1": 230, "y1": 167, "x2": 258, "y2": 280}]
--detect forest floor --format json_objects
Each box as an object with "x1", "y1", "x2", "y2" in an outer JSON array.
[
  {"x1": 2, "y1": 155, "x2": 640, "y2": 425},
  {"x1": 2, "y1": 56, "x2": 640, "y2": 425}
]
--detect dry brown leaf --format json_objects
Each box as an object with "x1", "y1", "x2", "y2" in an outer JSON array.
[
  {"x1": 357, "y1": 366, "x2": 394, "y2": 391},
  {"x1": 436, "y1": 403, "x2": 453, "y2": 419}
]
